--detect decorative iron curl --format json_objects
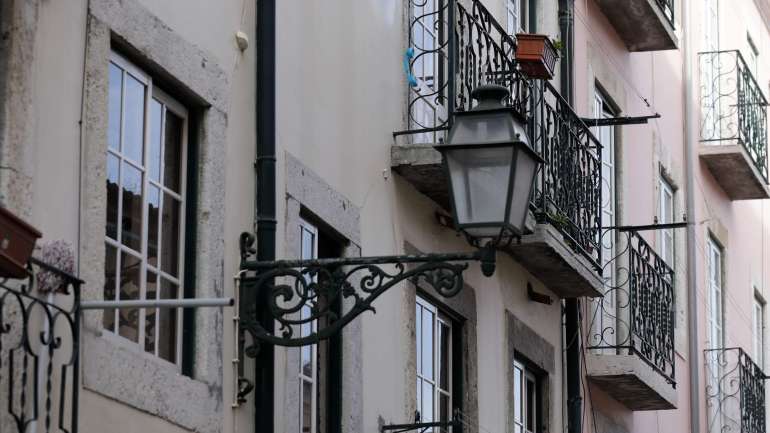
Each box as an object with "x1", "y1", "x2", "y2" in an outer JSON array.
[
  {"x1": 238, "y1": 233, "x2": 493, "y2": 348},
  {"x1": 0, "y1": 258, "x2": 82, "y2": 433}
]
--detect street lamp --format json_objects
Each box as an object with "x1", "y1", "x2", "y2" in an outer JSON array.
[
  {"x1": 436, "y1": 84, "x2": 543, "y2": 241},
  {"x1": 239, "y1": 87, "x2": 545, "y2": 348}
]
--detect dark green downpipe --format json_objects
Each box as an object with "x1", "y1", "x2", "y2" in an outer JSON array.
[
  {"x1": 558, "y1": 1, "x2": 581, "y2": 433},
  {"x1": 254, "y1": 0, "x2": 276, "y2": 432}
]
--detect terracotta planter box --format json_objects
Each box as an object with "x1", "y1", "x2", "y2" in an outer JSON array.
[
  {"x1": 0, "y1": 206, "x2": 41, "y2": 278},
  {"x1": 515, "y1": 34, "x2": 558, "y2": 80}
]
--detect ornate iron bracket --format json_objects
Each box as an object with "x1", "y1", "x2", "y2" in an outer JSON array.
[{"x1": 238, "y1": 232, "x2": 495, "y2": 348}]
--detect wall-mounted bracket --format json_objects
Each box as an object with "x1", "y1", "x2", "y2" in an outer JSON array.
[
  {"x1": 580, "y1": 113, "x2": 660, "y2": 127},
  {"x1": 237, "y1": 232, "x2": 495, "y2": 348}
]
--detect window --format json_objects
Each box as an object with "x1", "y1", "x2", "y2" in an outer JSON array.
[
  {"x1": 507, "y1": 0, "x2": 528, "y2": 35},
  {"x1": 706, "y1": 238, "x2": 724, "y2": 349},
  {"x1": 513, "y1": 360, "x2": 539, "y2": 433},
  {"x1": 104, "y1": 52, "x2": 188, "y2": 365},
  {"x1": 297, "y1": 217, "x2": 345, "y2": 433},
  {"x1": 747, "y1": 34, "x2": 759, "y2": 78},
  {"x1": 753, "y1": 293, "x2": 765, "y2": 369},
  {"x1": 299, "y1": 219, "x2": 319, "y2": 433},
  {"x1": 701, "y1": 0, "x2": 720, "y2": 140},
  {"x1": 658, "y1": 178, "x2": 675, "y2": 266},
  {"x1": 416, "y1": 296, "x2": 452, "y2": 429}
]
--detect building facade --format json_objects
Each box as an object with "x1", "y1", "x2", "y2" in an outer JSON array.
[{"x1": 0, "y1": 1, "x2": 769, "y2": 433}]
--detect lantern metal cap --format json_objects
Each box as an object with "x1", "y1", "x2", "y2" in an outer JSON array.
[{"x1": 470, "y1": 84, "x2": 510, "y2": 111}]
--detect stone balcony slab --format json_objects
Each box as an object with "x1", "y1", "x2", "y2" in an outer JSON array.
[
  {"x1": 594, "y1": 0, "x2": 678, "y2": 52},
  {"x1": 699, "y1": 144, "x2": 770, "y2": 200},
  {"x1": 586, "y1": 353, "x2": 677, "y2": 411}
]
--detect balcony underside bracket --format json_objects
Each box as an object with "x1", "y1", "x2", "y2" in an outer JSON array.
[{"x1": 580, "y1": 113, "x2": 660, "y2": 127}]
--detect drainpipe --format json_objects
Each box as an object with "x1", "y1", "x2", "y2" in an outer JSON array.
[
  {"x1": 254, "y1": 0, "x2": 276, "y2": 432},
  {"x1": 682, "y1": 0, "x2": 701, "y2": 432},
  {"x1": 558, "y1": 1, "x2": 581, "y2": 433}
]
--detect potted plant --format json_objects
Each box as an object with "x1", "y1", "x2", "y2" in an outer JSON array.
[
  {"x1": 0, "y1": 206, "x2": 41, "y2": 278},
  {"x1": 515, "y1": 34, "x2": 559, "y2": 80}
]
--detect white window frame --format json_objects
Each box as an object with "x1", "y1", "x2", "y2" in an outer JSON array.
[
  {"x1": 747, "y1": 34, "x2": 759, "y2": 79},
  {"x1": 416, "y1": 296, "x2": 452, "y2": 427},
  {"x1": 753, "y1": 292, "x2": 765, "y2": 369},
  {"x1": 299, "y1": 218, "x2": 319, "y2": 433},
  {"x1": 513, "y1": 360, "x2": 538, "y2": 433},
  {"x1": 706, "y1": 237, "x2": 724, "y2": 349},
  {"x1": 104, "y1": 51, "x2": 188, "y2": 368},
  {"x1": 507, "y1": 0, "x2": 528, "y2": 35},
  {"x1": 658, "y1": 178, "x2": 675, "y2": 267}
]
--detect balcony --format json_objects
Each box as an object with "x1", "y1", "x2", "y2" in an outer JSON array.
[
  {"x1": 700, "y1": 50, "x2": 770, "y2": 200},
  {"x1": 705, "y1": 348, "x2": 766, "y2": 433},
  {"x1": 585, "y1": 231, "x2": 677, "y2": 410},
  {"x1": 393, "y1": 0, "x2": 602, "y2": 298},
  {"x1": 593, "y1": 0, "x2": 677, "y2": 51}
]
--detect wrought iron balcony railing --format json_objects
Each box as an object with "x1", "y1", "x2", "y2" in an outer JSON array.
[
  {"x1": 587, "y1": 230, "x2": 675, "y2": 384},
  {"x1": 655, "y1": 0, "x2": 674, "y2": 26},
  {"x1": 0, "y1": 258, "x2": 82, "y2": 433},
  {"x1": 406, "y1": 0, "x2": 531, "y2": 140},
  {"x1": 700, "y1": 50, "x2": 769, "y2": 181},
  {"x1": 406, "y1": 0, "x2": 602, "y2": 268},
  {"x1": 705, "y1": 347, "x2": 766, "y2": 433},
  {"x1": 530, "y1": 82, "x2": 602, "y2": 269}
]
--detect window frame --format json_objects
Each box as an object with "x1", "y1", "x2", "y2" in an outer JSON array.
[
  {"x1": 658, "y1": 177, "x2": 675, "y2": 266},
  {"x1": 706, "y1": 237, "x2": 724, "y2": 349},
  {"x1": 299, "y1": 218, "x2": 320, "y2": 433},
  {"x1": 753, "y1": 292, "x2": 765, "y2": 369},
  {"x1": 416, "y1": 295, "x2": 453, "y2": 427},
  {"x1": 507, "y1": 0, "x2": 529, "y2": 35},
  {"x1": 103, "y1": 51, "x2": 189, "y2": 369},
  {"x1": 513, "y1": 358, "x2": 541, "y2": 433}
]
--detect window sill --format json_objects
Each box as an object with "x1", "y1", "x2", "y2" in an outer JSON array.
[{"x1": 81, "y1": 330, "x2": 222, "y2": 433}]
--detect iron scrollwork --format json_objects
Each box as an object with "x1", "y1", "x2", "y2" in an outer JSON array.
[
  {"x1": 0, "y1": 258, "x2": 82, "y2": 433},
  {"x1": 238, "y1": 232, "x2": 494, "y2": 348},
  {"x1": 705, "y1": 347, "x2": 767, "y2": 433},
  {"x1": 587, "y1": 230, "x2": 675, "y2": 385}
]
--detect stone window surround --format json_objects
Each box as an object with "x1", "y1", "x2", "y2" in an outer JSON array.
[
  {"x1": 506, "y1": 311, "x2": 555, "y2": 433},
  {"x1": 282, "y1": 152, "x2": 364, "y2": 433},
  {"x1": 402, "y1": 242, "x2": 480, "y2": 431},
  {"x1": 79, "y1": 0, "x2": 228, "y2": 432}
]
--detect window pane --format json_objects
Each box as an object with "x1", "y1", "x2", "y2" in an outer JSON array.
[
  {"x1": 149, "y1": 99, "x2": 163, "y2": 182},
  {"x1": 422, "y1": 309, "x2": 434, "y2": 380},
  {"x1": 147, "y1": 185, "x2": 160, "y2": 268},
  {"x1": 106, "y1": 154, "x2": 120, "y2": 240},
  {"x1": 526, "y1": 378, "x2": 535, "y2": 431},
  {"x1": 301, "y1": 379, "x2": 313, "y2": 433},
  {"x1": 103, "y1": 243, "x2": 118, "y2": 331},
  {"x1": 416, "y1": 378, "x2": 422, "y2": 415},
  {"x1": 439, "y1": 321, "x2": 450, "y2": 390},
  {"x1": 158, "y1": 278, "x2": 178, "y2": 363},
  {"x1": 123, "y1": 74, "x2": 145, "y2": 163},
  {"x1": 121, "y1": 162, "x2": 143, "y2": 251},
  {"x1": 421, "y1": 381, "x2": 434, "y2": 423},
  {"x1": 108, "y1": 64, "x2": 123, "y2": 152},
  {"x1": 302, "y1": 345, "x2": 312, "y2": 377},
  {"x1": 144, "y1": 270, "x2": 158, "y2": 354},
  {"x1": 118, "y1": 252, "x2": 141, "y2": 342},
  {"x1": 301, "y1": 227, "x2": 315, "y2": 260},
  {"x1": 514, "y1": 367, "x2": 522, "y2": 422},
  {"x1": 161, "y1": 194, "x2": 181, "y2": 276},
  {"x1": 416, "y1": 304, "x2": 422, "y2": 375},
  {"x1": 439, "y1": 393, "x2": 450, "y2": 423},
  {"x1": 164, "y1": 110, "x2": 183, "y2": 193}
]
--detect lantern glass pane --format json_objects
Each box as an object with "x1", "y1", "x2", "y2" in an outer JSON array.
[
  {"x1": 446, "y1": 146, "x2": 513, "y2": 235},
  {"x1": 447, "y1": 113, "x2": 519, "y2": 145},
  {"x1": 507, "y1": 147, "x2": 539, "y2": 232}
]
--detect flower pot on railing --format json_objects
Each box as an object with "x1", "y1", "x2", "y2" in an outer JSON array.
[
  {"x1": 515, "y1": 34, "x2": 558, "y2": 80},
  {"x1": 0, "y1": 206, "x2": 41, "y2": 278}
]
